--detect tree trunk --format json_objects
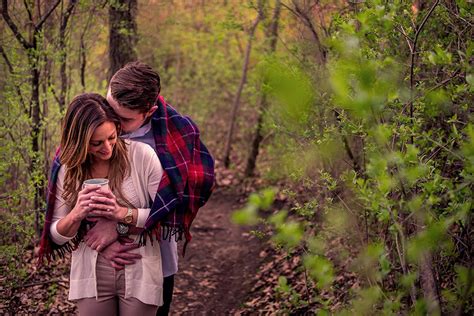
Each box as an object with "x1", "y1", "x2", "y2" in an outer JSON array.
[
  {"x1": 58, "y1": 0, "x2": 79, "y2": 111},
  {"x1": 245, "y1": 0, "x2": 281, "y2": 177},
  {"x1": 108, "y1": 0, "x2": 137, "y2": 80},
  {"x1": 420, "y1": 252, "x2": 441, "y2": 314},
  {"x1": 290, "y1": 0, "x2": 327, "y2": 64},
  {"x1": 80, "y1": 38, "x2": 86, "y2": 91},
  {"x1": 223, "y1": 1, "x2": 264, "y2": 168},
  {"x1": 79, "y1": 10, "x2": 95, "y2": 92},
  {"x1": 31, "y1": 63, "x2": 41, "y2": 214}
]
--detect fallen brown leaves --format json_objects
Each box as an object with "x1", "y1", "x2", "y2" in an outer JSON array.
[
  {"x1": 233, "y1": 217, "x2": 362, "y2": 314},
  {"x1": 0, "y1": 249, "x2": 75, "y2": 315}
]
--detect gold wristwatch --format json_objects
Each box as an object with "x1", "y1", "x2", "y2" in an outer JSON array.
[{"x1": 123, "y1": 207, "x2": 133, "y2": 224}]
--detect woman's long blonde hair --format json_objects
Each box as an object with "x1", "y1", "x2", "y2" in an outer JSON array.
[{"x1": 60, "y1": 93, "x2": 130, "y2": 206}]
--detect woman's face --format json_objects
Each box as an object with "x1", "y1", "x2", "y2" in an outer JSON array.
[{"x1": 88, "y1": 121, "x2": 117, "y2": 162}]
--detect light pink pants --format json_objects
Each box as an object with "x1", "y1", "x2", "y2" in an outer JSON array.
[{"x1": 76, "y1": 254, "x2": 158, "y2": 316}]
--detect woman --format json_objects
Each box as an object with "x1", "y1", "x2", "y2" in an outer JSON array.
[{"x1": 47, "y1": 93, "x2": 163, "y2": 315}]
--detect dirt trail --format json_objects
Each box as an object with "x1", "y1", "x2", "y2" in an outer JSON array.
[{"x1": 171, "y1": 189, "x2": 263, "y2": 315}]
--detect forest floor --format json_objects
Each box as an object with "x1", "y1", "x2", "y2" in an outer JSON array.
[{"x1": 171, "y1": 187, "x2": 266, "y2": 314}]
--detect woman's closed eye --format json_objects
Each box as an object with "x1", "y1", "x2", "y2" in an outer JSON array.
[{"x1": 90, "y1": 135, "x2": 116, "y2": 147}]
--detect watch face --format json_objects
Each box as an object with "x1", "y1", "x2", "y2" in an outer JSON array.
[{"x1": 117, "y1": 223, "x2": 129, "y2": 235}]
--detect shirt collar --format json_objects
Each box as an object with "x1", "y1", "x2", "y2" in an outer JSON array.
[{"x1": 121, "y1": 120, "x2": 152, "y2": 139}]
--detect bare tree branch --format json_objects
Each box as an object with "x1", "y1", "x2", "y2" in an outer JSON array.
[
  {"x1": 0, "y1": 44, "x2": 14, "y2": 72},
  {"x1": 281, "y1": 1, "x2": 297, "y2": 16},
  {"x1": 35, "y1": 0, "x2": 61, "y2": 30},
  {"x1": 22, "y1": 0, "x2": 33, "y2": 23},
  {"x1": 47, "y1": 75, "x2": 61, "y2": 106},
  {"x1": 58, "y1": 0, "x2": 79, "y2": 109},
  {"x1": 245, "y1": 0, "x2": 282, "y2": 176},
  {"x1": 409, "y1": 0, "x2": 440, "y2": 137},
  {"x1": 61, "y1": 0, "x2": 78, "y2": 32},
  {"x1": 397, "y1": 25, "x2": 413, "y2": 52},
  {"x1": 1, "y1": 0, "x2": 32, "y2": 49},
  {"x1": 428, "y1": 69, "x2": 461, "y2": 92},
  {"x1": 282, "y1": 1, "x2": 327, "y2": 63},
  {"x1": 414, "y1": 0, "x2": 440, "y2": 44},
  {"x1": 223, "y1": 0, "x2": 265, "y2": 168}
]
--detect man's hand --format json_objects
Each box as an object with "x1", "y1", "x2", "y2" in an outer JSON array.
[
  {"x1": 101, "y1": 240, "x2": 142, "y2": 270},
  {"x1": 84, "y1": 218, "x2": 118, "y2": 252}
]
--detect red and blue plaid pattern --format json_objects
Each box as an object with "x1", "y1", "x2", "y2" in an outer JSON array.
[
  {"x1": 38, "y1": 97, "x2": 215, "y2": 263},
  {"x1": 144, "y1": 96, "x2": 215, "y2": 249}
]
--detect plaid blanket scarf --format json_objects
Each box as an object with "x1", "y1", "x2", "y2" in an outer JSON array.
[{"x1": 38, "y1": 96, "x2": 215, "y2": 263}]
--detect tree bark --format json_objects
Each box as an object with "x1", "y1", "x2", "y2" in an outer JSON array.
[
  {"x1": 80, "y1": 35, "x2": 86, "y2": 91},
  {"x1": 245, "y1": 0, "x2": 281, "y2": 177},
  {"x1": 79, "y1": 8, "x2": 95, "y2": 92},
  {"x1": 223, "y1": 1, "x2": 264, "y2": 168},
  {"x1": 419, "y1": 252, "x2": 441, "y2": 314},
  {"x1": 108, "y1": 0, "x2": 137, "y2": 80},
  {"x1": 58, "y1": 0, "x2": 79, "y2": 111}
]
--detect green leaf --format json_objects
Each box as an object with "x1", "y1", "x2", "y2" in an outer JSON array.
[
  {"x1": 466, "y1": 74, "x2": 474, "y2": 92},
  {"x1": 231, "y1": 204, "x2": 259, "y2": 226},
  {"x1": 407, "y1": 221, "x2": 448, "y2": 262},
  {"x1": 271, "y1": 219, "x2": 304, "y2": 249},
  {"x1": 303, "y1": 254, "x2": 334, "y2": 289},
  {"x1": 455, "y1": 265, "x2": 474, "y2": 295},
  {"x1": 276, "y1": 276, "x2": 290, "y2": 293}
]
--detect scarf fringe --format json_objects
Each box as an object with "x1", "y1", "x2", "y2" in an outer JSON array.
[
  {"x1": 37, "y1": 221, "x2": 90, "y2": 266},
  {"x1": 138, "y1": 223, "x2": 191, "y2": 257}
]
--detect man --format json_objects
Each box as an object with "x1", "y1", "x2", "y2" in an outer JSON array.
[{"x1": 76, "y1": 61, "x2": 215, "y2": 314}]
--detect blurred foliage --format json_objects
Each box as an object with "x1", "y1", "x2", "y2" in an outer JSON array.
[{"x1": 234, "y1": 0, "x2": 473, "y2": 314}]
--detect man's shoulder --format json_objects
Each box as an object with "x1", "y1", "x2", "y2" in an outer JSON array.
[{"x1": 153, "y1": 100, "x2": 193, "y2": 124}]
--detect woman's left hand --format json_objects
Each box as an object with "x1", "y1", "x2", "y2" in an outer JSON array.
[{"x1": 88, "y1": 190, "x2": 127, "y2": 222}]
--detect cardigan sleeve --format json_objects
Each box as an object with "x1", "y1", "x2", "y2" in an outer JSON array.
[
  {"x1": 49, "y1": 166, "x2": 76, "y2": 245},
  {"x1": 129, "y1": 141, "x2": 163, "y2": 227},
  {"x1": 143, "y1": 144, "x2": 163, "y2": 205}
]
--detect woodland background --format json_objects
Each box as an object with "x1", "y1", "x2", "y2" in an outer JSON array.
[{"x1": 0, "y1": 0, "x2": 473, "y2": 314}]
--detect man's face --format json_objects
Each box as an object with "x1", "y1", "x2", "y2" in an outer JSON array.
[{"x1": 106, "y1": 88, "x2": 153, "y2": 134}]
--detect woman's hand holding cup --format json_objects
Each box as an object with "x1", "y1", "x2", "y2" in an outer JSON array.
[
  {"x1": 80, "y1": 178, "x2": 113, "y2": 220},
  {"x1": 70, "y1": 186, "x2": 103, "y2": 222},
  {"x1": 88, "y1": 190, "x2": 128, "y2": 222}
]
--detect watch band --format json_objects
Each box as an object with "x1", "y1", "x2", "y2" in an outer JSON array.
[{"x1": 124, "y1": 207, "x2": 133, "y2": 224}]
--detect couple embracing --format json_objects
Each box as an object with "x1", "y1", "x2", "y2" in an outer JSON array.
[{"x1": 38, "y1": 61, "x2": 215, "y2": 315}]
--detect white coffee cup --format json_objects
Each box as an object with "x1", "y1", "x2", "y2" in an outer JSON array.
[
  {"x1": 82, "y1": 178, "x2": 110, "y2": 191},
  {"x1": 83, "y1": 178, "x2": 109, "y2": 218}
]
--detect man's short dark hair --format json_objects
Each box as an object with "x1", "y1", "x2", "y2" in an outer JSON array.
[{"x1": 110, "y1": 61, "x2": 161, "y2": 113}]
